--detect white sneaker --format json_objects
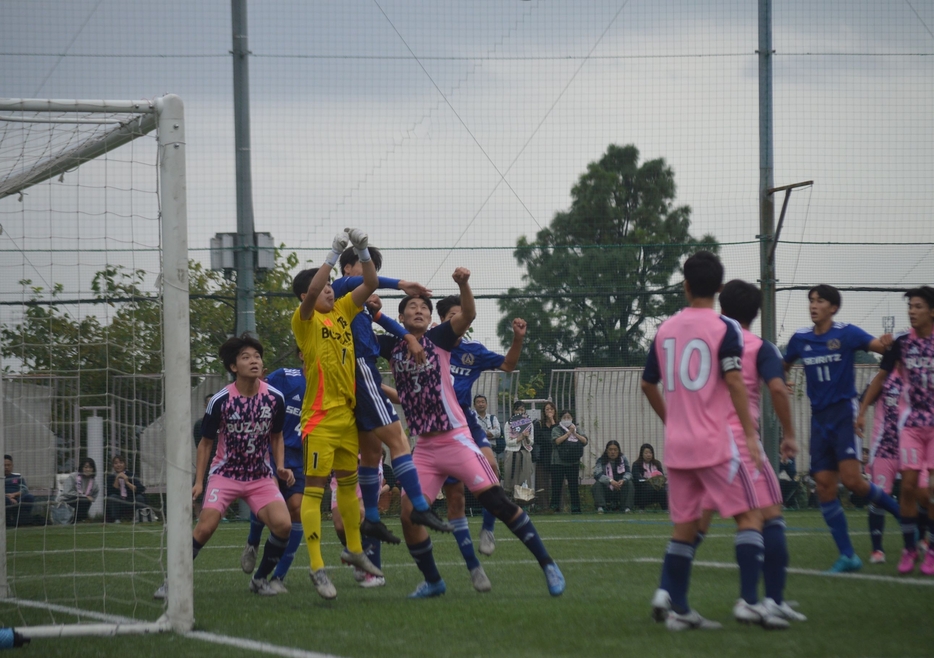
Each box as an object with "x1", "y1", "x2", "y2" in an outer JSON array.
[
  {"x1": 352, "y1": 566, "x2": 367, "y2": 583},
  {"x1": 153, "y1": 582, "x2": 167, "y2": 601},
  {"x1": 470, "y1": 565, "x2": 492, "y2": 592},
  {"x1": 359, "y1": 573, "x2": 386, "y2": 588},
  {"x1": 651, "y1": 588, "x2": 671, "y2": 622},
  {"x1": 240, "y1": 543, "x2": 258, "y2": 574},
  {"x1": 597, "y1": 507, "x2": 605, "y2": 514},
  {"x1": 478, "y1": 529, "x2": 496, "y2": 557},
  {"x1": 267, "y1": 577, "x2": 289, "y2": 594},
  {"x1": 763, "y1": 597, "x2": 806, "y2": 622},
  {"x1": 733, "y1": 599, "x2": 790, "y2": 630},
  {"x1": 666, "y1": 609, "x2": 723, "y2": 631},
  {"x1": 310, "y1": 569, "x2": 337, "y2": 600}
]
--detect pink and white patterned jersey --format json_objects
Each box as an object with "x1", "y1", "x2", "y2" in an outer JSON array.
[
  {"x1": 881, "y1": 329, "x2": 934, "y2": 428},
  {"x1": 643, "y1": 307, "x2": 745, "y2": 469},
  {"x1": 201, "y1": 381, "x2": 286, "y2": 482},
  {"x1": 869, "y1": 372, "x2": 905, "y2": 462},
  {"x1": 378, "y1": 322, "x2": 467, "y2": 436}
]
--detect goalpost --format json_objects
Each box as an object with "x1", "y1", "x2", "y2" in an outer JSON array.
[{"x1": 0, "y1": 96, "x2": 193, "y2": 639}]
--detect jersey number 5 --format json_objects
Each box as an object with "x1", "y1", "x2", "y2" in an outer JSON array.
[{"x1": 662, "y1": 337, "x2": 712, "y2": 392}]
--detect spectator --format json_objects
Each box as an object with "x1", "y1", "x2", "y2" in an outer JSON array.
[
  {"x1": 503, "y1": 401, "x2": 535, "y2": 502},
  {"x1": 534, "y1": 401, "x2": 559, "y2": 509},
  {"x1": 592, "y1": 440, "x2": 634, "y2": 513},
  {"x1": 4, "y1": 455, "x2": 35, "y2": 527},
  {"x1": 473, "y1": 394, "x2": 503, "y2": 454},
  {"x1": 632, "y1": 443, "x2": 668, "y2": 511},
  {"x1": 60, "y1": 457, "x2": 99, "y2": 523},
  {"x1": 550, "y1": 410, "x2": 588, "y2": 513},
  {"x1": 104, "y1": 455, "x2": 150, "y2": 523}
]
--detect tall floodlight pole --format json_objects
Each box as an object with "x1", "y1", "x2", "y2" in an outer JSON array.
[
  {"x1": 758, "y1": 0, "x2": 780, "y2": 466},
  {"x1": 232, "y1": 0, "x2": 256, "y2": 337}
]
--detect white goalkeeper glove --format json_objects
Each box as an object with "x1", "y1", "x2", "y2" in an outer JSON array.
[
  {"x1": 345, "y1": 227, "x2": 371, "y2": 262},
  {"x1": 325, "y1": 231, "x2": 349, "y2": 267}
]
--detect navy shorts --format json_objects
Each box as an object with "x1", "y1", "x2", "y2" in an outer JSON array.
[
  {"x1": 809, "y1": 398, "x2": 861, "y2": 474},
  {"x1": 354, "y1": 358, "x2": 400, "y2": 432},
  {"x1": 278, "y1": 469, "x2": 306, "y2": 500}
]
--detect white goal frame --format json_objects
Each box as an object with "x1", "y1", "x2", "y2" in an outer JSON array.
[{"x1": 0, "y1": 95, "x2": 193, "y2": 636}]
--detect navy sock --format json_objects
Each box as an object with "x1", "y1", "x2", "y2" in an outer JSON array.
[
  {"x1": 694, "y1": 530, "x2": 706, "y2": 549},
  {"x1": 762, "y1": 517, "x2": 788, "y2": 604},
  {"x1": 660, "y1": 531, "x2": 703, "y2": 593},
  {"x1": 254, "y1": 532, "x2": 288, "y2": 580},
  {"x1": 506, "y1": 511, "x2": 553, "y2": 568},
  {"x1": 363, "y1": 534, "x2": 382, "y2": 570},
  {"x1": 358, "y1": 466, "x2": 381, "y2": 523},
  {"x1": 917, "y1": 504, "x2": 929, "y2": 543},
  {"x1": 481, "y1": 508, "x2": 496, "y2": 533},
  {"x1": 246, "y1": 512, "x2": 264, "y2": 547},
  {"x1": 867, "y1": 483, "x2": 901, "y2": 520},
  {"x1": 273, "y1": 522, "x2": 304, "y2": 581},
  {"x1": 735, "y1": 529, "x2": 764, "y2": 605},
  {"x1": 902, "y1": 517, "x2": 918, "y2": 551},
  {"x1": 408, "y1": 538, "x2": 441, "y2": 583},
  {"x1": 662, "y1": 540, "x2": 694, "y2": 614},
  {"x1": 451, "y1": 517, "x2": 481, "y2": 571},
  {"x1": 868, "y1": 505, "x2": 886, "y2": 553},
  {"x1": 192, "y1": 537, "x2": 204, "y2": 560},
  {"x1": 820, "y1": 499, "x2": 855, "y2": 558},
  {"x1": 393, "y1": 455, "x2": 428, "y2": 512}
]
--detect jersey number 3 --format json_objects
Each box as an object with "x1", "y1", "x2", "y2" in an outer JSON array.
[{"x1": 662, "y1": 337, "x2": 712, "y2": 392}]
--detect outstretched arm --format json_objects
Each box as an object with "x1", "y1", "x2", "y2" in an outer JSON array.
[
  {"x1": 300, "y1": 232, "x2": 348, "y2": 320},
  {"x1": 449, "y1": 267, "x2": 476, "y2": 337},
  {"x1": 347, "y1": 229, "x2": 379, "y2": 308},
  {"x1": 499, "y1": 318, "x2": 527, "y2": 372}
]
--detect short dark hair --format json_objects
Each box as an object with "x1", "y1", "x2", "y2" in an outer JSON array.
[
  {"x1": 905, "y1": 286, "x2": 934, "y2": 310},
  {"x1": 683, "y1": 250, "x2": 723, "y2": 299},
  {"x1": 808, "y1": 284, "x2": 841, "y2": 310},
  {"x1": 719, "y1": 279, "x2": 761, "y2": 326},
  {"x1": 436, "y1": 295, "x2": 461, "y2": 321},
  {"x1": 111, "y1": 454, "x2": 126, "y2": 465},
  {"x1": 80, "y1": 457, "x2": 97, "y2": 475},
  {"x1": 292, "y1": 268, "x2": 318, "y2": 300},
  {"x1": 513, "y1": 400, "x2": 526, "y2": 412},
  {"x1": 473, "y1": 394, "x2": 487, "y2": 404},
  {"x1": 3, "y1": 455, "x2": 11, "y2": 462},
  {"x1": 558, "y1": 409, "x2": 573, "y2": 420},
  {"x1": 219, "y1": 333, "x2": 264, "y2": 373},
  {"x1": 398, "y1": 295, "x2": 433, "y2": 316},
  {"x1": 339, "y1": 246, "x2": 383, "y2": 275}
]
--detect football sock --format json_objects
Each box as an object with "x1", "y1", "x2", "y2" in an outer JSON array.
[
  {"x1": 659, "y1": 530, "x2": 704, "y2": 593},
  {"x1": 820, "y1": 499, "x2": 855, "y2": 558},
  {"x1": 481, "y1": 508, "x2": 496, "y2": 533},
  {"x1": 392, "y1": 455, "x2": 429, "y2": 512},
  {"x1": 736, "y1": 529, "x2": 765, "y2": 605},
  {"x1": 662, "y1": 540, "x2": 694, "y2": 615},
  {"x1": 192, "y1": 537, "x2": 204, "y2": 560},
  {"x1": 273, "y1": 522, "x2": 304, "y2": 580},
  {"x1": 868, "y1": 504, "x2": 886, "y2": 552},
  {"x1": 451, "y1": 516, "x2": 481, "y2": 571},
  {"x1": 246, "y1": 512, "x2": 264, "y2": 547},
  {"x1": 917, "y1": 503, "x2": 929, "y2": 543},
  {"x1": 336, "y1": 473, "x2": 364, "y2": 554},
  {"x1": 867, "y1": 483, "x2": 900, "y2": 520},
  {"x1": 902, "y1": 517, "x2": 918, "y2": 551},
  {"x1": 762, "y1": 517, "x2": 788, "y2": 604},
  {"x1": 358, "y1": 466, "x2": 382, "y2": 523},
  {"x1": 301, "y1": 486, "x2": 325, "y2": 571},
  {"x1": 694, "y1": 529, "x2": 706, "y2": 549},
  {"x1": 363, "y1": 535, "x2": 382, "y2": 570},
  {"x1": 254, "y1": 532, "x2": 288, "y2": 580},
  {"x1": 408, "y1": 538, "x2": 442, "y2": 584},
  {"x1": 506, "y1": 511, "x2": 553, "y2": 568}
]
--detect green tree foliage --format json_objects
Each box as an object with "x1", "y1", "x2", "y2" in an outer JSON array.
[{"x1": 497, "y1": 144, "x2": 716, "y2": 373}]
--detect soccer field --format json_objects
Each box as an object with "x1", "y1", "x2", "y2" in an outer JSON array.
[{"x1": 2, "y1": 509, "x2": 930, "y2": 658}]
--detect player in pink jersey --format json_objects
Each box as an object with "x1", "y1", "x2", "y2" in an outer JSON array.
[
  {"x1": 641, "y1": 253, "x2": 786, "y2": 631},
  {"x1": 377, "y1": 268, "x2": 565, "y2": 598},
  {"x1": 153, "y1": 335, "x2": 294, "y2": 600},
  {"x1": 857, "y1": 286, "x2": 934, "y2": 575}
]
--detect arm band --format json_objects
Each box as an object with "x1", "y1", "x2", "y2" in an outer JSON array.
[
  {"x1": 325, "y1": 249, "x2": 340, "y2": 267},
  {"x1": 355, "y1": 247, "x2": 371, "y2": 263},
  {"x1": 721, "y1": 356, "x2": 742, "y2": 373}
]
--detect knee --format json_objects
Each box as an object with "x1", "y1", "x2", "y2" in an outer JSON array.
[{"x1": 477, "y1": 486, "x2": 519, "y2": 522}]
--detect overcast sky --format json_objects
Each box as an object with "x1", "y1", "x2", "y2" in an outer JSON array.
[{"x1": 1, "y1": 0, "x2": 932, "y2": 355}]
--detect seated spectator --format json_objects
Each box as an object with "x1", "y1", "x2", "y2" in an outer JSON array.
[
  {"x1": 591, "y1": 440, "x2": 634, "y2": 513},
  {"x1": 4, "y1": 455, "x2": 35, "y2": 527},
  {"x1": 104, "y1": 455, "x2": 150, "y2": 523},
  {"x1": 631, "y1": 443, "x2": 667, "y2": 511},
  {"x1": 59, "y1": 458, "x2": 99, "y2": 523}
]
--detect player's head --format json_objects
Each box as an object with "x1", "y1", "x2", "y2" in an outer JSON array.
[
  {"x1": 3, "y1": 455, "x2": 12, "y2": 476},
  {"x1": 682, "y1": 251, "x2": 723, "y2": 300},
  {"x1": 398, "y1": 295, "x2": 434, "y2": 334},
  {"x1": 905, "y1": 286, "x2": 934, "y2": 330},
  {"x1": 339, "y1": 246, "x2": 383, "y2": 276},
  {"x1": 80, "y1": 457, "x2": 97, "y2": 477},
  {"x1": 292, "y1": 268, "x2": 335, "y2": 312},
  {"x1": 807, "y1": 284, "x2": 840, "y2": 324},
  {"x1": 719, "y1": 279, "x2": 761, "y2": 327},
  {"x1": 219, "y1": 333, "x2": 265, "y2": 379},
  {"x1": 473, "y1": 394, "x2": 487, "y2": 414},
  {"x1": 436, "y1": 295, "x2": 462, "y2": 323},
  {"x1": 602, "y1": 440, "x2": 621, "y2": 463}
]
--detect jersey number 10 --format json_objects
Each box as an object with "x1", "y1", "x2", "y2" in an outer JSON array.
[{"x1": 663, "y1": 337, "x2": 712, "y2": 392}]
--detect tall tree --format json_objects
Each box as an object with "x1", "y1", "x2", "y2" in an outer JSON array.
[{"x1": 497, "y1": 144, "x2": 716, "y2": 373}]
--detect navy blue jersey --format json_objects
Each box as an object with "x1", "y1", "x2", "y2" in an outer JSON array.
[
  {"x1": 331, "y1": 275, "x2": 410, "y2": 362},
  {"x1": 756, "y1": 339, "x2": 786, "y2": 384},
  {"x1": 784, "y1": 322, "x2": 874, "y2": 412},
  {"x1": 449, "y1": 339, "x2": 506, "y2": 408},
  {"x1": 264, "y1": 367, "x2": 306, "y2": 471}
]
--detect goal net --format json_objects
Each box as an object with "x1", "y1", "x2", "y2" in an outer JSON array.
[{"x1": 0, "y1": 96, "x2": 192, "y2": 640}]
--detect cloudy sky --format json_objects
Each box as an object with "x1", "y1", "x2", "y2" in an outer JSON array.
[{"x1": 1, "y1": 0, "x2": 932, "y2": 354}]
